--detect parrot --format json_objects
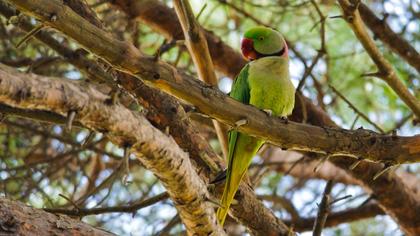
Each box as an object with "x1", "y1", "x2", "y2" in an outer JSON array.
[{"x1": 216, "y1": 26, "x2": 295, "y2": 226}]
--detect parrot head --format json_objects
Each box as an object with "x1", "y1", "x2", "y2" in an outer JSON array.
[{"x1": 241, "y1": 26, "x2": 288, "y2": 61}]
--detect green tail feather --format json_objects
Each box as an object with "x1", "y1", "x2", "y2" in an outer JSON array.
[{"x1": 217, "y1": 133, "x2": 263, "y2": 225}]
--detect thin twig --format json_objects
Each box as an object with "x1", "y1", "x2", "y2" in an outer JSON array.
[
  {"x1": 329, "y1": 85, "x2": 384, "y2": 133},
  {"x1": 173, "y1": 0, "x2": 229, "y2": 159},
  {"x1": 45, "y1": 192, "x2": 169, "y2": 216},
  {"x1": 312, "y1": 180, "x2": 333, "y2": 236},
  {"x1": 338, "y1": 0, "x2": 420, "y2": 119}
]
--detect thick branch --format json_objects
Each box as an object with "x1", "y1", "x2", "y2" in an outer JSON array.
[
  {"x1": 173, "y1": 0, "x2": 229, "y2": 158},
  {"x1": 285, "y1": 203, "x2": 385, "y2": 232},
  {"x1": 7, "y1": 0, "x2": 420, "y2": 165},
  {"x1": 112, "y1": 0, "x2": 245, "y2": 78},
  {"x1": 0, "y1": 197, "x2": 114, "y2": 235},
  {"x1": 0, "y1": 63, "x2": 224, "y2": 235},
  {"x1": 111, "y1": 0, "x2": 331, "y2": 126},
  {"x1": 333, "y1": 157, "x2": 420, "y2": 235},
  {"x1": 338, "y1": 0, "x2": 420, "y2": 118},
  {"x1": 0, "y1": 1, "x2": 222, "y2": 181},
  {"x1": 358, "y1": 3, "x2": 420, "y2": 74},
  {"x1": 6, "y1": 1, "x2": 420, "y2": 234},
  {"x1": 0, "y1": 4, "x2": 295, "y2": 234}
]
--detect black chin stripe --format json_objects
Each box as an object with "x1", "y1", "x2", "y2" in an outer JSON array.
[{"x1": 256, "y1": 47, "x2": 285, "y2": 58}]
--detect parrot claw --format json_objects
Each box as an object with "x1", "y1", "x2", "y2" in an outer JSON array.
[
  {"x1": 234, "y1": 118, "x2": 248, "y2": 127},
  {"x1": 209, "y1": 169, "x2": 227, "y2": 184},
  {"x1": 231, "y1": 198, "x2": 239, "y2": 205},
  {"x1": 281, "y1": 116, "x2": 289, "y2": 124},
  {"x1": 263, "y1": 109, "x2": 273, "y2": 116}
]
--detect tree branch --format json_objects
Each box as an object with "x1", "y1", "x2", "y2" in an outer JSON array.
[
  {"x1": 284, "y1": 203, "x2": 385, "y2": 232},
  {"x1": 358, "y1": 3, "x2": 420, "y2": 74},
  {"x1": 0, "y1": 4, "x2": 296, "y2": 234},
  {"x1": 44, "y1": 192, "x2": 169, "y2": 216},
  {"x1": 7, "y1": 0, "x2": 420, "y2": 165},
  {"x1": 5, "y1": 1, "x2": 420, "y2": 234},
  {"x1": 0, "y1": 63, "x2": 225, "y2": 235},
  {"x1": 338, "y1": 0, "x2": 420, "y2": 119},
  {"x1": 109, "y1": 0, "x2": 335, "y2": 128},
  {"x1": 173, "y1": 0, "x2": 229, "y2": 158},
  {"x1": 313, "y1": 180, "x2": 334, "y2": 236},
  {"x1": 0, "y1": 197, "x2": 115, "y2": 236}
]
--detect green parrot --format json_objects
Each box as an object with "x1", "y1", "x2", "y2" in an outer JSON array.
[{"x1": 216, "y1": 26, "x2": 295, "y2": 225}]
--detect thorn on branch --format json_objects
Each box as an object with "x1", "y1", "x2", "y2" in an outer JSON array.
[
  {"x1": 122, "y1": 145, "x2": 131, "y2": 186},
  {"x1": 16, "y1": 24, "x2": 45, "y2": 49},
  {"x1": 209, "y1": 169, "x2": 227, "y2": 184},
  {"x1": 66, "y1": 110, "x2": 77, "y2": 132},
  {"x1": 349, "y1": 158, "x2": 363, "y2": 170},
  {"x1": 81, "y1": 131, "x2": 95, "y2": 148},
  {"x1": 196, "y1": 3, "x2": 208, "y2": 20},
  {"x1": 373, "y1": 163, "x2": 399, "y2": 180},
  {"x1": 205, "y1": 196, "x2": 223, "y2": 208},
  {"x1": 313, "y1": 155, "x2": 330, "y2": 173},
  {"x1": 58, "y1": 193, "x2": 81, "y2": 212},
  {"x1": 185, "y1": 106, "x2": 209, "y2": 120},
  {"x1": 234, "y1": 118, "x2": 248, "y2": 128},
  {"x1": 330, "y1": 194, "x2": 353, "y2": 205},
  {"x1": 284, "y1": 156, "x2": 305, "y2": 176}
]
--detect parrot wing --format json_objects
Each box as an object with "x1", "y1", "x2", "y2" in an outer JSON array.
[
  {"x1": 227, "y1": 63, "x2": 250, "y2": 163},
  {"x1": 216, "y1": 64, "x2": 252, "y2": 225}
]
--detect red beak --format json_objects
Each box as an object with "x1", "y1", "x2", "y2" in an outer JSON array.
[{"x1": 241, "y1": 38, "x2": 257, "y2": 61}]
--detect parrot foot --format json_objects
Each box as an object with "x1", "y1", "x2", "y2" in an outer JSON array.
[
  {"x1": 209, "y1": 169, "x2": 227, "y2": 184},
  {"x1": 234, "y1": 118, "x2": 248, "y2": 127},
  {"x1": 231, "y1": 198, "x2": 239, "y2": 205},
  {"x1": 263, "y1": 109, "x2": 273, "y2": 116},
  {"x1": 281, "y1": 116, "x2": 289, "y2": 124}
]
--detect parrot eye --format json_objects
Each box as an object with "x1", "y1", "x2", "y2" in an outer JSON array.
[{"x1": 258, "y1": 36, "x2": 264, "y2": 41}]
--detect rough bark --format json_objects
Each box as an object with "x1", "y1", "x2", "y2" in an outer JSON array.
[
  {"x1": 284, "y1": 203, "x2": 385, "y2": 232},
  {"x1": 4, "y1": 0, "x2": 420, "y2": 234},
  {"x1": 0, "y1": 4, "x2": 295, "y2": 235},
  {"x1": 0, "y1": 197, "x2": 115, "y2": 236},
  {"x1": 333, "y1": 157, "x2": 420, "y2": 235},
  {"x1": 0, "y1": 63, "x2": 225, "y2": 235},
  {"x1": 112, "y1": 0, "x2": 245, "y2": 79},
  {"x1": 110, "y1": 0, "x2": 334, "y2": 127},
  {"x1": 358, "y1": 3, "x2": 420, "y2": 74},
  {"x1": 100, "y1": 4, "x2": 420, "y2": 234},
  {"x1": 173, "y1": 0, "x2": 229, "y2": 158},
  {"x1": 338, "y1": 0, "x2": 420, "y2": 118},
  {"x1": 7, "y1": 0, "x2": 420, "y2": 165}
]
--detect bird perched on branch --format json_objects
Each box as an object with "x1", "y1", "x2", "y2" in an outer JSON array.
[{"x1": 216, "y1": 26, "x2": 295, "y2": 225}]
